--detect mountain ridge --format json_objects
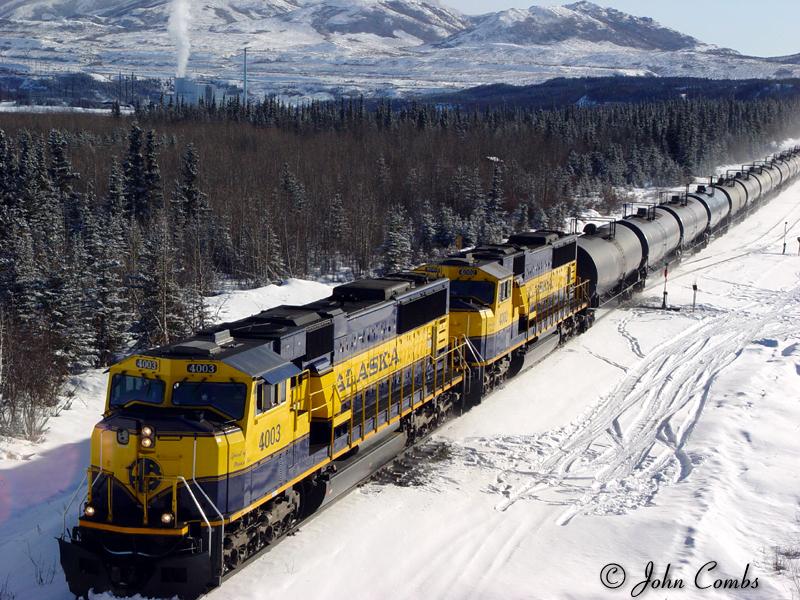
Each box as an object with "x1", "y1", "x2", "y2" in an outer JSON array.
[{"x1": 0, "y1": 0, "x2": 797, "y2": 99}]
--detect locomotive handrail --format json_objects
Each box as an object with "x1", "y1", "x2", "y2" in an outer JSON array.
[
  {"x1": 326, "y1": 342, "x2": 468, "y2": 457},
  {"x1": 61, "y1": 472, "x2": 88, "y2": 538},
  {"x1": 461, "y1": 334, "x2": 485, "y2": 365},
  {"x1": 177, "y1": 476, "x2": 214, "y2": 557}
]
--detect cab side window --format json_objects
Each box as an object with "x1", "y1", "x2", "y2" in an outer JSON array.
[
  {"x1": 499, "y1": 280, "x2": 512, "y2": 302},
  {"x1": 256, "y1": 382, "x2": 287, "y2": 415}
]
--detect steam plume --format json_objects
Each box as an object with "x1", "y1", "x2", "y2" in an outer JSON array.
[{"x1": 167, "y1": 0, "x2": 192, "y2": 77}]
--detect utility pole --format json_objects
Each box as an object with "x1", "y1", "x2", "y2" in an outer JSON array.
[{"x1": 243, "y1": 47, "x2": 248, "y2": 108}]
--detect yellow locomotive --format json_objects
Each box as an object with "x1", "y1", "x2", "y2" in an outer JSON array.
[
  {"x1": 419, "y1": 230, "x2": 591, "y2": 395},
  {"x1": 59, "y1": 231, "x2": 591, "y2": 599}
]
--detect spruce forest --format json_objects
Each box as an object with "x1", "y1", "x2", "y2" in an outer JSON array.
[{"x1": 2, "y1": 95, "x2": 800, "y2": 437}]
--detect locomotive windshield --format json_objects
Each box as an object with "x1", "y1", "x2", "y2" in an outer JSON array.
[
  {"x1": 172, "y1": 381, "x2": 247, "y2": 421},
  {"x1": 109, "y1": 374, "x2": 165, "y2": 408},
  {"x1": 449, "y1": 280, "x2": 496, "y2": 306}
]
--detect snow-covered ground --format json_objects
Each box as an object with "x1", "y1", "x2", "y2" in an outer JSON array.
[
  {"x1": 0, "y1": 102, "x2": 135, "y2": 115},
  {"x1": 2, "y1": 188, "x2": 800, "y2": 598}
]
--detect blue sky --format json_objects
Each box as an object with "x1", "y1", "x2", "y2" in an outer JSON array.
[{"x1": 441, "y1": 0, "x2": 800, "y2": 57}]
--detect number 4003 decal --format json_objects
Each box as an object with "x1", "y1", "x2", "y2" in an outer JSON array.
[{"x1": 258, "y1": 425, "x2": 281, "y2": 451}]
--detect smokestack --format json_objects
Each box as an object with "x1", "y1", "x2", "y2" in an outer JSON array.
[{"x1": 167, "y1": 0, "x2": 192, "y2": 77}]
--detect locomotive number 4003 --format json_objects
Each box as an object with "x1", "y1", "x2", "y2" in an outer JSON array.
[{"x1": 259, "y1": 425, "x2": 281, "y2": 451}]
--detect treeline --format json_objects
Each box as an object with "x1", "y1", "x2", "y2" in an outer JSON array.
[
  {"x1": 0, "y1": 126, "x2": 214, "y2": 437},
  {"x1": 1, "y1": 94, "x2": 799, "y2": 438}
]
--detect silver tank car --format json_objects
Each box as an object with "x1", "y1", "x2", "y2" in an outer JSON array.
[
  {"x1": 577, "y1": 222, "x2": 643, "y2": 301},
  {"x1": 616, "y1": 208, "x2": 681, "y2": 268},
  {"x1": 784, "y1": 157, "x2": 798, "y2": 178},
  {"x1": 748, "y1": 166, "x2": 774, "y2": 197},
  {"x1": 732, "y1": 173, "x2": 762, "y2": 211},
  {"x1": 770, "y1": 161, "x2": 789, "y2": 186},
  {"x1": 781, "y1": 155, "x2": 796, "y2": 179},
  {"x1": 713, "y1": 179, "x2": 747, "y2": 218},
  {"x1": 656, "y1": 196, "x2": 710, "y2": 249},
  {"x1": 689, "y1": 186, "x2": 730, "y2": 231}
]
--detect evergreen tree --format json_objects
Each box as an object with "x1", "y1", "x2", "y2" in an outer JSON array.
[
  {"x1": 144, "y1": 130, "x2": 164, "y2": 215},
  {"x1": 482, "y1": 161, "x2": 507, "y2": 244},
  {"x1": 381, "y1": 206, "x2": 412, "y2": 274},
  {"x1": 136, "y1": 210, "x2": 190, "y2": 346},
  {"x1": 417, "y1": 199, "x2": 436, "y2": 255},
  {"x1": 324, "y1": 191, "x2": 348, "y2": 273},
  {"x1": 47, "y1": 130, "x2": 79, "y2": 197},
  {"x1": 434, "y1": 205, "x2": 458, "y2": 250},
  {"x1": 123, "y1": 123, "x2": 148, "y2": 221}
]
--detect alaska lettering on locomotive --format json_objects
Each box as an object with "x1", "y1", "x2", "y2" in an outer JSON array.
[{"x1": 336, "y1": 349, "x2": 401, "y2": 393}]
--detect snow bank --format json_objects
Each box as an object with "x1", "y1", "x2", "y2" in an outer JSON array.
[{"x1": 207, "y1": 278, "x2": 332, "y2": 324}]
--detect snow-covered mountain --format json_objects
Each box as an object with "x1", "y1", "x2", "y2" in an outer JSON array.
[
  {"x1": 442, "y1": 1, "x2": 700, "y2": 51},
  {"x1": 0, "y1": 0, "x2": 797, "y2": 99}
]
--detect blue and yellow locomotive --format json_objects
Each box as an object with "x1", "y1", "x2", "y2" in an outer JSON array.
[{"x1": 59, "y1": 232, "x2": 591, "y2": 599}]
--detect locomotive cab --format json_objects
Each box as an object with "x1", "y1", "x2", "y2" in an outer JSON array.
[{"x1": 59, "y1": 345, "x2": 302, "y2": 599}]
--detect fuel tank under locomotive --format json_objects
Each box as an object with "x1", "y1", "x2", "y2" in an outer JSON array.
[{"x1": 577, "y1": 222, "x2": 643, "y2": 304}]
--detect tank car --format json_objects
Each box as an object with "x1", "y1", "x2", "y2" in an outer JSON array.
[
  {"x1": 689, "y1": 184, "x2": 730, "y2": 233},
  {"x1": 747, "y1": 165, "x2": 774, "y2": 198},
  {"x1": 655, "y1": 194, "x2": 710, "y2": 250},
  {"x1": 577, "y1": 221, "x2": 643, "y2": 306},
  {"x1": 713, "y1": 176, "x2": 748, "y2": 219},
  {"x1": 732, "y1": 172, "x2": 762, "y2": 213},
  {"x1": 616, "y1": 206, "x2": 681, "y2": 268}
]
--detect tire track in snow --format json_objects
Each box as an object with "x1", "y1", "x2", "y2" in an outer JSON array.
[{"x1": 458, "y1": 280, "x2": 800, "y2": 524}]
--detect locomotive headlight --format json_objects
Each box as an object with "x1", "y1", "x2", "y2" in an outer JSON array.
[
  {"x1": 141, "y1": 426, "x2": 153, "y2": 437},
  {"x1": 161, "y1": 512, "x2": 174, "y2": 525},
  {"x1": 141, "y1": 436, "x2": 153, "y2": 448},
  {"x1": 84, "y1": 504, "x2": 96, "y2": 517}
]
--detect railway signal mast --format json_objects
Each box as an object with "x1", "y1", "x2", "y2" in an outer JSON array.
[{"x1": 783, "y1": 221, "x2": 788, "y2": 254}]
